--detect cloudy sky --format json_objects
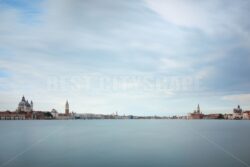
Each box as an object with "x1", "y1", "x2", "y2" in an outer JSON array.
[{"x1": 0, "y1": 0, "x2": 250, "y2": 115}]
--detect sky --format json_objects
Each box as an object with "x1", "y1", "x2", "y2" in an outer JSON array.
[{"x1": 0, "y1": 0, "x2": 250, "y2": 116}]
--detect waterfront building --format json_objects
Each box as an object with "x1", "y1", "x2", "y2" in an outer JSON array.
[
  {"x1": 0, "y1": 111, "x2": 25, "y2": 120},
  {"x1": 25, "y1": 112, "x2": 34, "y2": 119},
  {"x1": 187, "y1": 104, "x2": 204, "y2": 119},
  {"x1": 65, "y1": 100, "x2": 69, "y2": 116},
  {"x1": 224, "y1": 114, "x2": 233, "y2": 120},
  {"x1": 233, "y1": 105, "x2": 243, "y2": 119},
  {"x1": 17, "y1": 96, "x2": 33, "y2": 112},
  {"x1": 33, "y1": 111, "x2": 53, "y2": 119},
  {"x1": 57, "y1": 113, "x2": 73, "y2": 120},
  {"x1": 203, "y1": 114, "x2": 223, "y2": 119},
  {"x1": 51, "y1": 109, "x2": 58, "y2": 119},
  {"x1": 55, "y1": 101, "x2": 72, "y2": 119},
  {"x1": 243, "y1": 111, "x2": 250, "y2": 120}
]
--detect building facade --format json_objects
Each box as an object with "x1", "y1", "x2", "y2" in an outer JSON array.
[
  {"x1": 65, "y1": 100, "x2": 69, "y2": 116},
  {"x1": 233, "y1": 105, "x2": 243, "y2": 119},
  {"x1": 203, "y1": 114, "x2": 223, "y2": 119},
  {"x1": 224, "y1": 114, "x2": 233, "y2": 120},
  {"x1": 243, "y1": 111, "x2": 250, "y2": 120},
  {"x1": 0, "y1": 111, "x2": 25, "y2": 120},
  {"x1": 188, "y1": 104, "x2": 204, "y2": 119},
  {"x1": 17, "y1": 96, "x2": 33, "y2": 112},
  {"x1": 51, "y1": 109, "x2": 58, "y2": 119}
]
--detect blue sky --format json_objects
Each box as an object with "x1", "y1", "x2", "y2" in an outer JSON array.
[{"x1": 0, "y1": 0, "x2": 250, "y2": 115}]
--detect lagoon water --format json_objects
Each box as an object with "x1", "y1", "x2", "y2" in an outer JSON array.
[{"x1": 0, "y1": 120, "x2": 250, "y2": 167}]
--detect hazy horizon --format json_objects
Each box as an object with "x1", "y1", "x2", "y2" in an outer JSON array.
[{"x1": 0, "y1": 0, "x2": 250, "y2": 115}]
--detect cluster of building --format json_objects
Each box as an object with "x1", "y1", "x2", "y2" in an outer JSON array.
[
  {"x1": 0, "y1": 96, "x2": 170, "y2": 120},
  {"x1": 0, "y1": 96, "x2": 74, "y2": 120},
  {"x1": 0, "y1": 96, "x2": 250, "y2": 120},
  {"x1": 51, "y1": 101, "x2": 77, "y2": 120},
  {"x1": 73, "y1": 113, "x2": 170, "y2": 120},
  {"x1": 187, "y1": 104, "x2": 250, "y2": 120}
]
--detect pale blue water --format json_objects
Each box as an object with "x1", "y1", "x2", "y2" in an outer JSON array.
[{"x1": 0, "y1": 120, "x2": 250, "y2": 167}]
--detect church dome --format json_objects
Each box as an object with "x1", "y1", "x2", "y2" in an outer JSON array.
[{"x1": 19, "y1": 101, "x2": 25, "y2": 106}]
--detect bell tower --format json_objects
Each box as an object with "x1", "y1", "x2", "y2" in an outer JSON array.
[
  {"x1": 197, "y1": 104, "x2": 200, "y2": 114},
  {"x1": 65, "y1": 100, "x2": 69, "y2": 115}
]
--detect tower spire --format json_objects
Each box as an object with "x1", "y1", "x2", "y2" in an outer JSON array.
[
  {"x1": 22, "y1": 95, "x2": 25, "y2": 101},
  {"x1": 197, "y1": 104, "x2": 200, "y2": 113},
  {"x1": 65, "y1": 100, "x2": 69, "y2": 115}
]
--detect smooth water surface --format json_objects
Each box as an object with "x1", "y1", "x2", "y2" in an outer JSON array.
[{"x1": 0, "y1": 120, "x2": 250, "y2": 167}]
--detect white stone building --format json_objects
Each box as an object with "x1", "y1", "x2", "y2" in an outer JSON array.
[
  {"x1": 233, "y1": 105, "x2": 243, "y2": 120},
  {"x1": 51, "y1": 109, "x2": 58, "y2": 119},
  {"x1": 17, "y1": 96, "x2": 33, "y2": 112},
  {"x1": 243, "y1": 111, "x2": 250, "y2": 120}
]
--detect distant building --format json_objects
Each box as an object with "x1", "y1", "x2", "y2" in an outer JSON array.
[
  {"x1": 51, "y1": 109, "x2": 58, "y2": 119},
  {"x1": 57, "y1": 113, "x2": 73, "y2": 120},
  {"x1": 0, "y1": 111, "x2": 25, "y2": 120},
  {"x1": 233, "y1": 105, "x2": 243, "y2": 119},
  {"x1": 188, "y1": 104, "x2": 203, "y2": 119},
  {"x1": 203, "y1": 114, "x2": 223, "y2": 119},
  {"x1": 33, "y1": 111, "x2": 52, "y2": 120},
  {"x1": 33, "y1": 111, "x2": 45, "y2": 120},
  {"x1": 243, "y1": 111, "x2": 250, "y2": 120},
  {"x1": 224, "y1": 114, "x2": 233, "y2": 120},
  {"x1": 55, "y1": 101, "x2": 72, "y2": 119},
  {"x1": 65, "y1": 100, "x2": 69, "y2": 116},
  {"x1": 17, "y1": 96, "x2": 33, "y2": 112}
]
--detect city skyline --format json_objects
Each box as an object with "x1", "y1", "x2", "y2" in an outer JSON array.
[
  {"x1": 0, "y1": 0, "x2": 250, "y2": 115},
  {"x1": 1, "y1": 95, "x2": 250, "y2": 120}
]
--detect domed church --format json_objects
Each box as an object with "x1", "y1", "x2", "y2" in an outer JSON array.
[{"x1": 17, "y1": 96, "x2": 33, "y2": 112}]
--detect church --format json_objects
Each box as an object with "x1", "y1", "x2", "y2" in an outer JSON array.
[
  {"x1": 187, "y1": 104, "x2": 204, "y2": 119},
  {"x1": 17, "y1": 96, "x2": 33, "y2": 112}
]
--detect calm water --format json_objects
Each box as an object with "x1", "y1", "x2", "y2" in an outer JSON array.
[{"x1": 0, "y1": 120, "x2": 250, "y2": 167}]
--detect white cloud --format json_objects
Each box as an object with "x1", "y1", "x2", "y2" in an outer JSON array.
[
  {"x1": 195, "y1": 66, "x2": 215, "y2": 80},
  {"x1": 222, "y1": 93, "x2": 250, "y2": 105},
  {"x1": 160, "y1": 58, "x2": 189, "y2": 70},
  {"x1": 145, "y1": 0, "x2": 250, "y2": 36}
]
